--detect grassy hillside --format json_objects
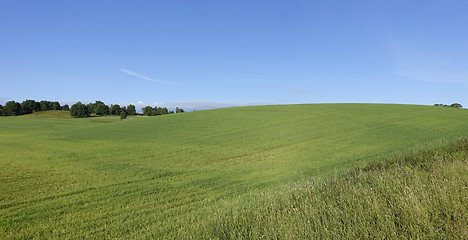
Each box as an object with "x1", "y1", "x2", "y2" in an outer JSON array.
[
  {"x1": 211, "y1": 138, "x2": 468, "y2": 239},
  {"x1": 19, "y1": 110, "x2": 72, "y2": 118},
  {"x1": 0, "y1": 104, "x2": 467, "y2": 238}
]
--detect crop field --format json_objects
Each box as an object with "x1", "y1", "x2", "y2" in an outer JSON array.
[{"x1": 1, "y1": 104, "x2": 467, "y2": 238}]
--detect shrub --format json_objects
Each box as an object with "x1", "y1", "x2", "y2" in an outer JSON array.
[{"x1": 120, "y1": 110, "x2": 127, "y2": 120}]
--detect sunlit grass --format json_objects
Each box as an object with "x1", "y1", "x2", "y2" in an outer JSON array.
[
  {"x1": 210, "y1": 139, "x2": 467, "y2": 239},
  {"x1": 0, "y1": 104, "x2": 467, "y2": 238},
  {"x1": 19, "y1": 110, "x2": 72, "y2": 118}
]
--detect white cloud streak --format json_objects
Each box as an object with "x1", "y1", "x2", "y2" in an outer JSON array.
[{"x1": 120, "y1": 69, "x2": 184, "y2": 87}]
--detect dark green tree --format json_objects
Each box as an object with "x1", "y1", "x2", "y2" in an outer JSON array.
[
  {"x1": 95, "y1": 103, "x2": 109, "y2": 116},
  {"x1": 51, "y1": 101, "x2": 61, "y2": 110},
  {"x1": 109, "y1": 104, "x2": 121, "y2": 115},
  {"x1": 127, "y1": 104, "x2": 136, "y2": 115},
  {"x1": 176, "y1": 107, "x2": 184, "y2": 113},
  {"x1": 450, "y1": 103, "x2": 462, "y2": 108},
  {"x1": 62, "y1": 104, "x2": 70, "y2": 111},
  {"x1": 3, "y1": 101, "x2": 21, "y2": 116},
  {"x1": 21, "y1": 100, "x2": 39, "y2": 114},
  {"x1": 151, "y1": 107, "x2": 168, "y2": 115},
  {"x1": 70, "y1": 102, "x2": 90, "y2": 118},
  {"x1": 0, "y1": 104, "x2": 3, "y2": 116},
  {"x1": 87, "y1": 103, "x2": 96, "y2": 114},
  {"x1": 2, "y1": 105, "x2": 11, "y2": 116},
  {"x1": 143, "y1": 106, "x2": 153, "y2": 116},
  {"x1": 90, "y1": 101, "x2": 106, "y2": 114},
  {"x1": 39, "y1": 101, "x2": 50, "y2": 111},
  {"x1": 120, "y1": 110, "x2": 127, "y2": 120}
]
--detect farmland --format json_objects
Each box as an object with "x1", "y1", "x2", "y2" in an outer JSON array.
[{"x1": 0, "y1": 104, "x2": 467, "y2": 238}]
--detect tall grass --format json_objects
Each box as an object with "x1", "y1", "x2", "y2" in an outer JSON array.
[{"x1": 210, "y1": 139, "x2": 468, "y2": 239}]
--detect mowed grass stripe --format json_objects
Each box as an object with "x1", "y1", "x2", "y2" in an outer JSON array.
[{"x1": 0, "y1": 103, "x2": 467, "y2": 238}]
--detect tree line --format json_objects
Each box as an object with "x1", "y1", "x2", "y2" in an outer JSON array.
[
  {"x1": 434, "y1": 103, "x2": 463, "y2": 108},
  {"x1": 0, "y1": 99, "x2": 184, "y2": 118},
  {"x1": 69, "y1": 101, "x2": 138, "y2": 118},
  {"x1": 142, "y1": 106, "x2": 184, "y2": 116},
  {"x1": 69, "y1": 101, "x2": 184, "y2": 118},
  {"x1": 0, "y1": 100, "x2": 67, "y2": 116}
]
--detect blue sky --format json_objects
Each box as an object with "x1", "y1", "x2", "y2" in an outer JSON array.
[{"x1": 1, "y1": 0, "x2": 467, "y2": 111}]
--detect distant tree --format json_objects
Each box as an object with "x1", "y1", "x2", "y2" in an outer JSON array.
[
  {"x1": 154, "y1": 107, "x2": 168, "y2": 115},
  {"x1": 39, "y1": 100, "x2": 50, "y2": 111},
  {"x1": 91, "y1": 101, "x2": 106, "y2": 114},
  {"x1": 21, "y1": 99, "x2": 39, "y2": 114},
  {"x1": 51, "y1": 101, "x2": 61, "y2": 110},
  {"x1": 176, "y1": 107, "x2": 184, "y2": 113},
  {"x1": 62, "y1": 104, "x2": 70, "y2": 111},
  {"x1": 70, "y1": 102, "x2": 90, "y2": 118},
  {"x1": 3, "y1": 101, "x2": 21, "y2": 116},
  {"x1": 120, "y1": 110, "x2": 127, "y2": 120},
  {"x1": 2, "y1": 104, "x2": 11, "y2": 116},
  {"x1": 435, "y1": 103, "x2": 463, "y2": 108},
  {"x1": 95, "y1": 103, "x2": 109, "y2": 116},
  {"x1": 141, "y1": 106, "x2": 178, "y2": 116},
  {"x1": 143, "y1": 106, "x2": 153, "y2": 116},
  {"x1": 450, "y1": 103, "x2": 462, "y2": 108},
  {"x1": 127, "y1": 104, "x2": 136, "y2": 115},
  {"x1": 35, "y1": 100, "x2": 42, "y2": 112},
  {"x1": 0, "y1": 104, "x2": 3, "y2": 116},
  {"x1": 109, "y1": 104, "x2": 121, "y2": 115},
  {"x1": 87, "y1": 103, "x2": 95, "y2": 114}
]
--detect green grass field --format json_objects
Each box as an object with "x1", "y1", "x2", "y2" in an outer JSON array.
[
  {"x1": 1, "y1": 104, "x2": 467, "y2": 238},
  {"x1": 212, "y1": 138, "x2": 468, "y2": 239}
]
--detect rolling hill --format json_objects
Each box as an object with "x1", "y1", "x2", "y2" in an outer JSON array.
[{"x1": 0, "y1": 104, "x2": 467, "y2": 238}]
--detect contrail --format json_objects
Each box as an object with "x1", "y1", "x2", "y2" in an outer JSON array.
[{"x1": 120, "y1": 69, "x2": 184, "y2": 87}]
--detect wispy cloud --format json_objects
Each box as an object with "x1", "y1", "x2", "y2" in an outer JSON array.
[{"x1": 120, "y1": 69, "x2": 184, "y2": 87}]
